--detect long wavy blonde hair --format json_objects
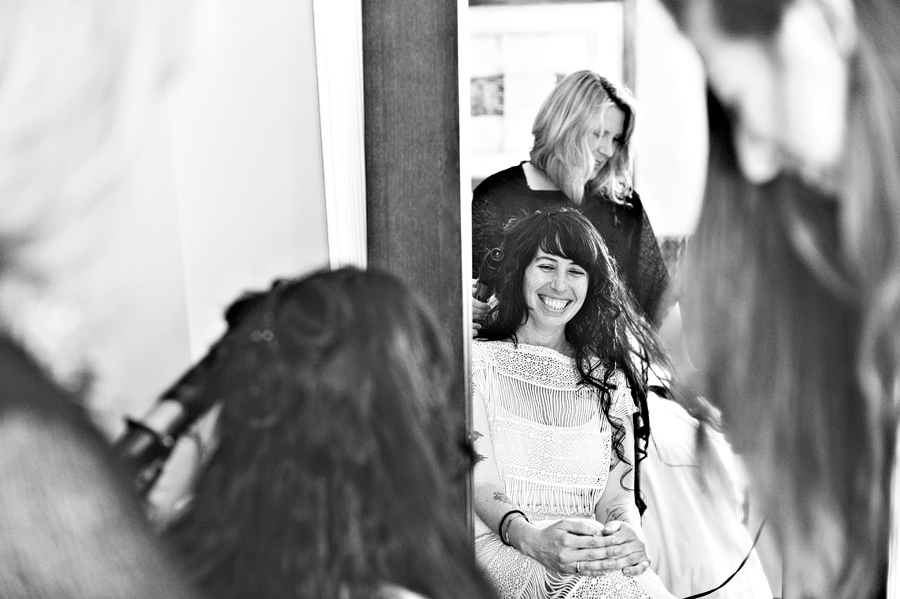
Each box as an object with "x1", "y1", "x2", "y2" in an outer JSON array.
[
  {"x1": 669, "y1": 1, "x2": 900, "y2": 596},
  {"x1": 530, "y1": 70, "x2": 637, "y2": 205}
]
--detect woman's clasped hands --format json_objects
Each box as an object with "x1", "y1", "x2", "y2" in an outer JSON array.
[{"x1": 508, "y1": 517, "x2": 651, "y2": 578}]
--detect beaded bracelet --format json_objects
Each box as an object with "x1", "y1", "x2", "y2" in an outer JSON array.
[{"x1": 498, "y1": 509, "x2": 529, "y2": 547}]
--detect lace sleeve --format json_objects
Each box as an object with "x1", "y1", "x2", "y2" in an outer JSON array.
[
  {"x1": 634, "y1": 202, "x2": 673, "y2": 326},
  {"x1": 470, "y1": 341, "x2": 491, "y2": 414}
]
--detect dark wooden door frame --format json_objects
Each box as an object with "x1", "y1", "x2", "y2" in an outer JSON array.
[{"x1": 362, "y1": 0, "x2": 469, "y2": 517}]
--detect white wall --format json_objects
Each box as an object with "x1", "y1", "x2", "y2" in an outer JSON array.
[
  {"x1": 84, "y1": 0, "x2": 329, "y2": 432},
  {"x1": 168, "y1": 0, "x2": 329, "y2": 361},
  {"x1": 83, "y1": 109, "x2": 194, "y2": 429}
]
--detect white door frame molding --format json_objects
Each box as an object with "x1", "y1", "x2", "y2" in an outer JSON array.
[{"x1": 312, "y1": 0, "x2": 367, "y2": 269}]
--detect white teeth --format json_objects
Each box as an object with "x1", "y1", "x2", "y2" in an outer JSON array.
[{"x1": 541, "y1": 297, "x2": 569, "y2": 312}]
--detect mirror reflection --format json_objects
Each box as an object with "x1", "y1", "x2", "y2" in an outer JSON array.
[
  {"x1": 5, "y1": 0, "x2": 897, "y2": 597},
  {"x1": 467, "y1": 2, "x2": 775, "y2": 598}
]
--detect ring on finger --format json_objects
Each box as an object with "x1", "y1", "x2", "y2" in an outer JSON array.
[{"x1": 574, "y1": 561, "x2": 581, "y2": 574}]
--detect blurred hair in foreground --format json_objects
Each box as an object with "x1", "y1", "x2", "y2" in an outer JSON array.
[
  {"x1": 0, "y1": 0, "x2": 198, "y2": 597},
  {"x1": 657, "y1": 0, "x2": 900, "y2": 595},
  {"x1": 682, "y1": 88, "x2": 896, "y2": 598},
  {"x1": 169, "y1": 267, "x2": 495, "y2": 599}
]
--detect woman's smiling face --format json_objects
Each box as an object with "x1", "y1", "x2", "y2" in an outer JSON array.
[{"x1": 521, "y1": 249, "x2": 589, "y2": 331}]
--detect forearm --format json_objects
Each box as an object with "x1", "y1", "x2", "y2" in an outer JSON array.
[
  {"x1": 473, "y1": 479, "x2": 517, "y2": 532},
  {"x1": 471, "y1": 382, "x2": 538, "y2": 549},
  {"x1": 595, "y1": 496, "x2": 643, "y2": 534},
  {"x1": 594, "y1": 460, "x2": 646, "y2": 542},
  {"x1": 471, "y1": 383, "x2": 546, "y2": 555},
  {"x1": 472, "y1": 479, "x2": 543, "y2": 556}
]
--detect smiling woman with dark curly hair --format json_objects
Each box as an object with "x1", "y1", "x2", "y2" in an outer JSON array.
[
  {"x1": 167, "y1": 267, "x2": 495, "y2": 599},
  {"x1": 472, "y1": 207, "x2": 675, "y2": 599}
]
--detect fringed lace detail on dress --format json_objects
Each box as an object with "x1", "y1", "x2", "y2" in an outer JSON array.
[{"x1": 472, "y1": 341, "x2": 675, "y2": 599}]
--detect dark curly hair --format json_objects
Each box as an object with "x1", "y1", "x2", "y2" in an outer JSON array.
[
  {"x1": 477, "y1": 207, "x2": 670, "y2": 511},
  {"x1": 168, "y1": 267, "x2": 495, "y2": 599}
]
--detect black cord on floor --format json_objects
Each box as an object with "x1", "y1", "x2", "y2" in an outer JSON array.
[{"x1": 682, "y1": 518, "x2": 769, "y2": 599}]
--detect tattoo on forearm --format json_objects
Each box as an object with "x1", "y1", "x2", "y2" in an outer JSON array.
[{"x1": 494, "y1": 491, "x2": 513, "y2": 505}]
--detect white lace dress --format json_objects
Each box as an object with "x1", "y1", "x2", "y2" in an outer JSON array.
[{"x1": 472, "y1": 341, "x2": 674, "y2": 599}]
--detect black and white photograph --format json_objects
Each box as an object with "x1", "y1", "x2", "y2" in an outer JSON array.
[{"x1": 0, "y1": 1, "x2": 896, "y2": 598}]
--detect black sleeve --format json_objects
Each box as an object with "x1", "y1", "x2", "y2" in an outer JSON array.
[
  {"x1": 0, "y1": 337, "x2": 198, "y2": 599},
  {"x1": 632, "y1": 195, "x2": 673, "y2": 326}
]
